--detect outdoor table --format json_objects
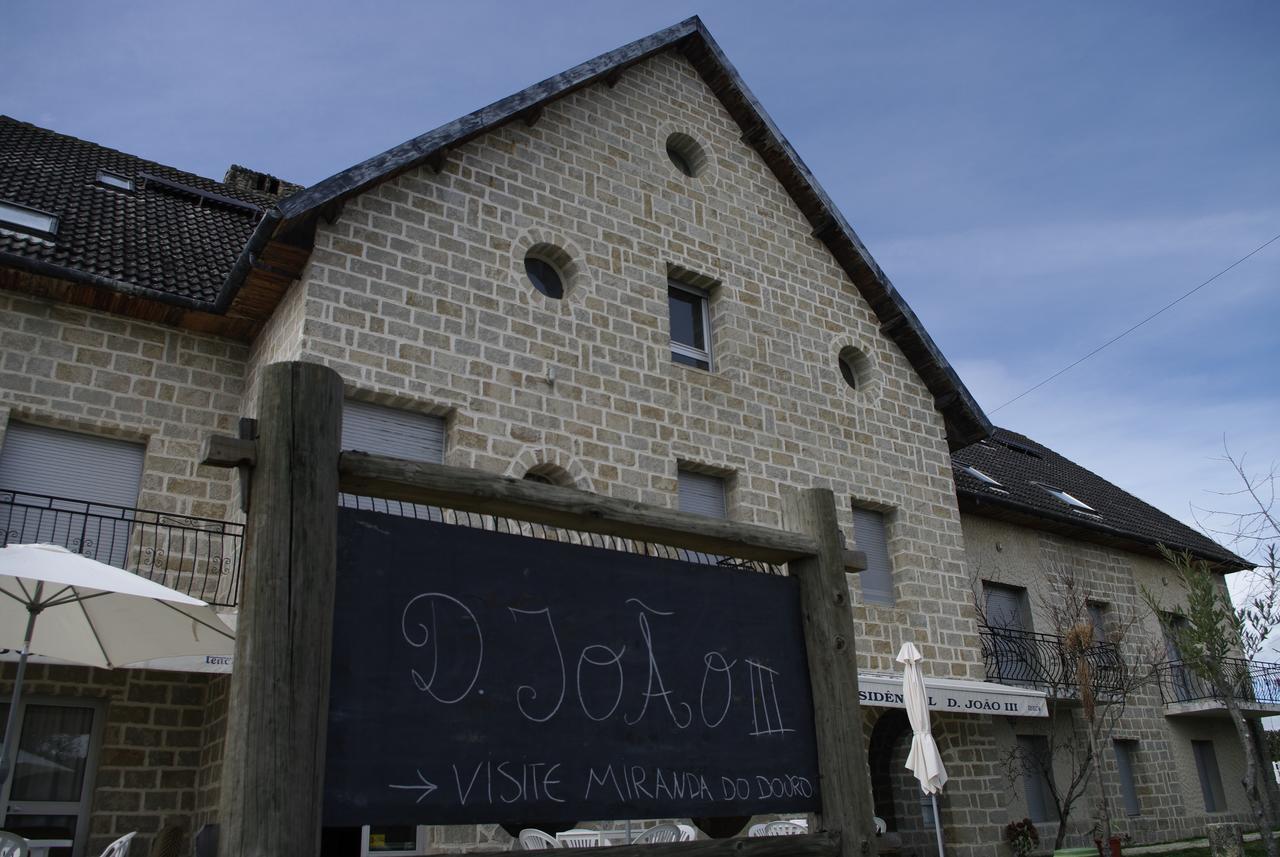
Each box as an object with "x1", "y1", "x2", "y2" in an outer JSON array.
[{"x1": 27, "y1": 839, "x2": 73, "y2": 857}]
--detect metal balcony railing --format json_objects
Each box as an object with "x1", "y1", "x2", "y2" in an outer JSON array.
[
  {"x1": 1155, "y1": 657, "x2": 1280, "y2": 707},
  {"x1": 0, "y1": 489, "x2": 243, "y2": 607},
  {"x1": 980, "y1": 624, "x2": 1126, "y2": 697}
]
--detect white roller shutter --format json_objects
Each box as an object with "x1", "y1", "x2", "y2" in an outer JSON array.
[
  {"x1": 677, "y1": 470, "x2": 726, "y2": 518},
  {"x1": 983, "y1": 583, "x2": 1028, "y2": 631},
  {"x1": 852, "y1": 506, "x2": 893, "y2": 604},
  {"x1": 676, "y1": 470, "x2": 726, "y2": 565},
  {"x1": 342, "y1": 400, "x2": 445, "y2": 463},
  {"x1": 341, "y1": 400, "x2": 445, "y2": 520},
  {"x1": 0, "y1": 422, "x2": 145, "y2": 566}
]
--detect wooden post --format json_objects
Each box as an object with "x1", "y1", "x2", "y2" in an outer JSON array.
[
  {"x1": 218, "y1": 362, "x2": 344, "y2": 857},
  {"x1": 783, "y1": 488, "x2": 878, "y2": 857}
]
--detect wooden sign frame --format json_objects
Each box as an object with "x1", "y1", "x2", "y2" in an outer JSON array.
[{"x1": 206, "y1": 362, "x2": 879, "y2": 857}]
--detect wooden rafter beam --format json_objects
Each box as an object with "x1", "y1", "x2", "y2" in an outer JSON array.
[{"x1": 336, "y1": 452, "x2": 867, "y2": 570}]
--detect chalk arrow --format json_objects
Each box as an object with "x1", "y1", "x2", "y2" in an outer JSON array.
[{"x1": 389, "y1": 770, "x2": 438, "y2": 803}]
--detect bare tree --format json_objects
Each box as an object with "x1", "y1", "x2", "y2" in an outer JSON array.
[
  {"x1": 977, "y1": 565, "x2": 1153, "y2": 850},
  {"x1": 1154, "y1": 443, "x2": 1280, "y2": 856},
  {"x1": 1143, "y1": 547, "x2": 1280, "y2": 857}
]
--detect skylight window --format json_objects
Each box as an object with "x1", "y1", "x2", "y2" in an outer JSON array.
[
  {"x1": 0, "y1": 201, "x2": 58, "y2": 237},
  {"x1": 96, "y1": 170, "x2": 134, "y2": 191},
  {"x1": 962, "y1": 465, "x2": 1004, "y2": 488},
  {"x1": 1038, "y1": 483, "x2": 1096, "y2": 513}
]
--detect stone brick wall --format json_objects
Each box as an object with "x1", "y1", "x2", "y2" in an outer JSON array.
[
  {"x1": 251, "y1": 47, "x2": 980, "y2": 685},
  {"x1": 193, "y1": 674, "x2": 230, "y2": 831},
  {"x1": 0, "y1": 292, "x2": 244, "y2": 522},
  {"x1": 961, "y1": 513, "x2": 1256, "y2": 846},
  {"x1": 0, "y1": 661, "x2": 213, "y2": 856}
]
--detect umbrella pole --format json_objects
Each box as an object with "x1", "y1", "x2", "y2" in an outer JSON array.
[
  {"x1": 0, "y1": 602, "x2": 40, "y2": 786},
  {"x1": 932, "y1": 793, "x2": 944, "y2": 857}
]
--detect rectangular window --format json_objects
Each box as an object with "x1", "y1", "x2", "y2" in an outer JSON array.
[
  {"x1": 983, "y1": 582, "x2": 1030, "y2": 631},
  {"x1": 0, "y1": 698, "x2": 104, "y2": 856},
  {"x1": 0, "y1": 422, "x2": 146, "y2": 568},
  {"x1": 95, "y1": 170, "x2": 134, "y2": 191},
  {"x1": 341, "y1": 400, "x2": 445, "y2": 520},
  {"x1": 677, "y1": 469, "x2": 726, "y2": 566},
  {"x1": 1088, "y1": 602, "x2": 1108, "y2": 642},
  {"x1": 668, "y1": 282, "x2": 711, "y2": 370},
  {"x1": 983, "y1": 583, "x2": 1034, "y2": 683},
  {"x1": 0, "y1": 200, "x2": 58, "y2": 237},
  {"x1": 1192, "y1": 740, "x2": 1227, "y2": 812},
  {"x1": 677, "y1": 469, "x2": 726, "y2": 519},
  {"x1": 852, "y1": 506, "x2": 893, "y2": 605},
  {"x1": 1113, "y1": 739, "x2": 1141, "y2": 817},
  {"x1": 1016, "y1": 734, "x2": 1055, "y2": 823}
]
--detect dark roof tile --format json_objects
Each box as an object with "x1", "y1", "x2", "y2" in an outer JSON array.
[
  {"x1": 953, "y1": 427, "x2": 1248, "y2": 569},
  {"x1": 0, "y1": 116, "x2": 273, "y2": 306}
]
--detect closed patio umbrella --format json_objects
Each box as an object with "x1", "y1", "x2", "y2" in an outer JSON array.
[
  {"x1": 898, "y1": 641, "x2": 947, "y2": 857},
  {"x1": 0, "y1": 543, "x2": 234, "y2": 784}
]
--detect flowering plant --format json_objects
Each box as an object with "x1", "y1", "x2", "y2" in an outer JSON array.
[{"x1": 1005, "y1": 818, "x2": 1040, "y2": 857}]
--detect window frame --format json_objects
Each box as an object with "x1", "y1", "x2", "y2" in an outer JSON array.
[
  {"x1": 1192, "y1": 739, "x2": 1228, "y2": 812},
  {"x1": 95, "y1": 170, "x2": 134, "y2": 192},
  {"x1": 1113, "y1": 739, "x2": 1141, "y2": 817},
  {"x1": 668, "y1": 281, "x2": 712, "y2": 371},
  {"x1": 851, "y1": 504, "x2": 894, "y2": 606},
  {"x1": 1016, "y1": 733, "x2": 1056, "y2": 823},
  {"x1": 0, "y1": 200, "x2": 59, "y2": 238},
  {"x1": 677, "y1": 468, "x2": 727, "y2": 519}
]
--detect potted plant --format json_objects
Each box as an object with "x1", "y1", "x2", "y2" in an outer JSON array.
[
  {"x1": 1091, "y1": 822, "x2": 1125, "y2": 857},
  {"x1": 1006, "y1": 819, "x2": 1040, "y2": 857}
]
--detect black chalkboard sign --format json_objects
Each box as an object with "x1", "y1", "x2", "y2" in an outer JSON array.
[{"x1": 324, "y1": 508, "x2": 821, "y2": 826}]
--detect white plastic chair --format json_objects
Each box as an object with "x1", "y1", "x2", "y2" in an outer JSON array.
[
  {"x1": 518, "y1": 829, "x2": 561, "y2": 850},
  {"x1": 631, "y1": 824, "x2": 681, "y2": 844},
  {"x1": 0, "y1": 831, "x2": 29, "y2": 857},
  {"x1": 746, "y1": 823, "x2": 769, "y2": 837},
  {"x1": 556, "y1": 830, "x2": 603, "y2": 848},
  {"x1": 98, "y1": 832, "x2": 136, "y2": 857},
  {"x1": 676, "y1": 824, "x2": 697, "y2": 842},
  {"x1": 763, "y1": 821, "x2": 806, "y2": 836}
]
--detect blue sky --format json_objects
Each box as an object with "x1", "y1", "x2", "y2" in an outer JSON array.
[{"x1": 3, "y1": 1, "x2": 1277, "y2": 576}]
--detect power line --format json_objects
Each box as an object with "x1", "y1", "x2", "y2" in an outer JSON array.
[{"x1": 990, "y1": 230, "x2": 1280, "y2": 414}]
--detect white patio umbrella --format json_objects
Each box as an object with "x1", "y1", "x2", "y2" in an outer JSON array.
[
  {"x1": 897, "y1": 641, "x2": 948, "y2": 857},
  {"x1": 0, "y1": 543, "x2": 235, "y2": 784}
]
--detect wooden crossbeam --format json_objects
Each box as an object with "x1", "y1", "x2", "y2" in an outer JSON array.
[{"x1": 337, "y1": 452, "x2": 867, "y2": 570}]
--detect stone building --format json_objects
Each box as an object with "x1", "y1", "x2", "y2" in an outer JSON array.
[{"x1": 0, "y1": 16, "x2": 1267, "y2": 857}]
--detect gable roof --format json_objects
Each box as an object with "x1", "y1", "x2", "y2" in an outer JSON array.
[
  {"x1": 264, "y1": 16, "x2": 991, "y2": 450},
  {"x1": 0, "y1": 116, "x2": 275, "y2": 309},
  {"x1": 953, "y1": 427, "x2": 1249, "y2": 570}
]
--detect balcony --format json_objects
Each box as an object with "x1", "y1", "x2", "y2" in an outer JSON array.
[
  {"x1": 980, "y1": 624, "x2": 1125, "y2": 699},
  {"x1": 1, "y1": 489, "x2": 243, "y2": 608},
  {"x1": 1155, "y1": 658, "x2": 1280, "y2": 718}
]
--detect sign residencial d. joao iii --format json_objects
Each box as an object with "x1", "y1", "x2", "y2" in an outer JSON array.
[{"x1": 323, "y1": 509, "x2": 824, "y2": 826}]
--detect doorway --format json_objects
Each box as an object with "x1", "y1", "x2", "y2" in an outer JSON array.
[{"x1": 0, "y1": 697, "x2": 104, "y2": 857}]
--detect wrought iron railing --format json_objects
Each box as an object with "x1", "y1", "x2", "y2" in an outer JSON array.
[
  {"x1": 1155, "y1": 657, "x2": 1280, "y2": 707},
  {"x1": 0, "y1": 489, "x2": 243, "y2": 607},
  {"x1": 980, "y1": 624, "x2": 1125, "y2": 697}
]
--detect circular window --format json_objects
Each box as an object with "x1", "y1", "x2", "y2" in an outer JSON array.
[
  {"x1": 665, "y1": 132, "x2": 707, "y2": 178},
  {"x1": 524, "y1": 256, "x2": 563, "y2": 299},
  {"x1": 838, "y1": 346, "x2": 871, "y2": 391},
  {"x1": 523, "y1": 243, "x2": 576, "y2": 300}
]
